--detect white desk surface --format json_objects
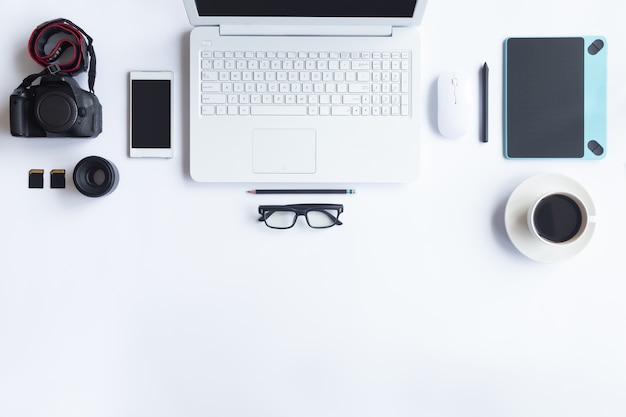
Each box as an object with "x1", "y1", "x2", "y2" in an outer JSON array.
[{"x1": 1, "y1": 1, "x2": 625, "y2": 416}]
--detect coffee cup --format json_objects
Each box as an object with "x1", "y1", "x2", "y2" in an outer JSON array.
[{"x1": 527, "y1": 192, "x2": 596, "y2": 245}]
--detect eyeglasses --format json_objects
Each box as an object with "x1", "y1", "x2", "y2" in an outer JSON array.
[{"x1": 258, "y1": 204, "x2": 344, "y2": 229}]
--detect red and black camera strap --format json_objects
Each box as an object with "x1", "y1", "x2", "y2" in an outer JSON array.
[{"x1": 17, "y1": 18, "x2": 96, "y2": 93}]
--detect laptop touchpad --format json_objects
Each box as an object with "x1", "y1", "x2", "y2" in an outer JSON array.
[{"x1": 253, "y1": 129, "x2": 316, "y2": 174}]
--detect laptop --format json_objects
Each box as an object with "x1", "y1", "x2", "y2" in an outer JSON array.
[{"x1": 183, "y1": 0, "x2": 428, "y2": 183}]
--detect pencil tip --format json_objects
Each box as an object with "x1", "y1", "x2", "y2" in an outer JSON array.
[{"x1": 246, "y1": 190, "x2": 255, "y2": 194}]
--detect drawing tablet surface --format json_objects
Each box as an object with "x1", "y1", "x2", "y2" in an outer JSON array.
[{"x1": 504, "y1": 37, "x2": 607, "y2": 159}]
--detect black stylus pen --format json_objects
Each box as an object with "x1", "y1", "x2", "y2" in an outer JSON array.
[{"x1": 481, "y1": 62, "x2": 489, "y2": 142}]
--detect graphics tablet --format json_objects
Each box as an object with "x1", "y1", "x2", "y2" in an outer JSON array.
[{"x1": 504, "y1": 37, "x2": 607, "y2": 159}]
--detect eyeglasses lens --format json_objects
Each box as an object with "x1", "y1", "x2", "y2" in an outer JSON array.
[
  {"x1": 264, "y1": 210, "x2": 297, "y2": 229},
  {"x1": 306, "y1": 209, "x2": 339, "y2": 228}
]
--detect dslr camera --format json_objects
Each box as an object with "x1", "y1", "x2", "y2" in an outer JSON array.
[{"x1": 10, "y1": 74, "x2": 102, "y2": 138}]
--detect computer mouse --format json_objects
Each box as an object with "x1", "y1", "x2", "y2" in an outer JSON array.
[{"x1": 437, "y1": 72, "x2": 469, "y2": 138}]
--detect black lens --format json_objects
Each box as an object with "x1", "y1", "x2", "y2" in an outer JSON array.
[{"x1": 73, "y1": 156, "x2": 119, "y2": 197}]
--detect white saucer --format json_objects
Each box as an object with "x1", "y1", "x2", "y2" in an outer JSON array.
[{"x1": 504, "y1": 173, "x2": 597, "y2": 262}]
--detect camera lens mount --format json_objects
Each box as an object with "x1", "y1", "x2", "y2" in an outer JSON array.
[
  {"x1": 73, "y1": 156, "x2": 119, "y2": 197},
  {"x1": 35, "y1": 90, "x2": 78, "y2": 133}
]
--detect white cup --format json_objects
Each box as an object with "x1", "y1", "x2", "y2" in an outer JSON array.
[{"x1": 527, "y1": 192, "x2": 596, "y2": 245}]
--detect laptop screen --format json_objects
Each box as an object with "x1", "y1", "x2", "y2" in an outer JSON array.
[{"x1": 194, "y1": 0, "x2": 418, "y2": 18}]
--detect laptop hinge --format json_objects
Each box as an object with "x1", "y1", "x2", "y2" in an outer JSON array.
[{"x1": 219, "y1": 25, "x2": 393, "y2": 37}]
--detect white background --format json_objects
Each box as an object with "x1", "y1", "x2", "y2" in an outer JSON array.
[{"x1": 1, "y1": 1, "x2": 626, "y2": 416}]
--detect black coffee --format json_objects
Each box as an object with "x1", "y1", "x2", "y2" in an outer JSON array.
[{"x1": 533, "y1": 194, "x2": 583, "y2": 243}]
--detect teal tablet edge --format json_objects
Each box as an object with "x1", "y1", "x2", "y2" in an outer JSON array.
[
  {"x1": 503, "y1": 38, "x2": 510, "y2": 159},
  {"x1": 583, "y1": 36, "x2": 607, "y2": 160}
]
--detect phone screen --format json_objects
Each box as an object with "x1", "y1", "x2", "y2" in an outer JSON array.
[{"x1": 131, "y1": 78, "x2": 171, "y2": 150}]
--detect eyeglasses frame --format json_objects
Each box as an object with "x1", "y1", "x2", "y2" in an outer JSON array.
[{"x1": 258, "y1": 203, "x2": 344, "y2": 229}]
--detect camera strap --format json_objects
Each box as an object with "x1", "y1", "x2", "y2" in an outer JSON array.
[{"x1": 18, "y1": 18, "x2": 97, "y2": 93}]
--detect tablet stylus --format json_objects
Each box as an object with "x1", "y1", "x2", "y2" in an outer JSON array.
[{"x1": 482, "y1": 62, "x2": 489, "y2": 142}]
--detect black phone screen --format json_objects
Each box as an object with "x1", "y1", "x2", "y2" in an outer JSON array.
[{"x1": 131, "y1": 79, "x2": 171, "y2": 149}]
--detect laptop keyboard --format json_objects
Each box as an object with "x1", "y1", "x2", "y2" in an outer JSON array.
[{"x1": 199, "y1": 50, "x2": 411, "y2": 116}]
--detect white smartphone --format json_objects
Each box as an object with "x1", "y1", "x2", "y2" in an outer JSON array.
[{"x1": 129, "y1": 71, "x2": 173, "y2": 158}]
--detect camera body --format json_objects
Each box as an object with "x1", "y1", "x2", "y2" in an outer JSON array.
[{"x1": 10, "y1": 74, "x2": 102, "y2": 138}]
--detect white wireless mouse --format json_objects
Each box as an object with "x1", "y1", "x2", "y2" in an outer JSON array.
[{"x1": 437, "y1": 72, "x2": 469, "y2": 138}]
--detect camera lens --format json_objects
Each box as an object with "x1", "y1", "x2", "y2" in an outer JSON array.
[
  {"x1": 73, "y1": 156, "x2": 119, "y2": 197},
  {"x1": 35, "y1": 91, "x2": 78, "y2": 133}
]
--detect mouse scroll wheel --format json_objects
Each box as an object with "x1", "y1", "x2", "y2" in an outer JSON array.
[{"x1": 451, "y1": 77, "x2": 459, "y2": 104}]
